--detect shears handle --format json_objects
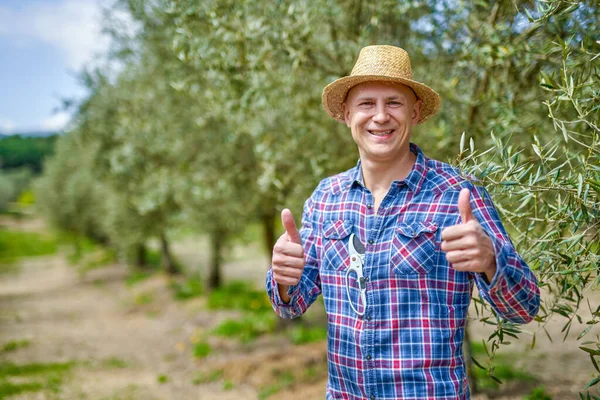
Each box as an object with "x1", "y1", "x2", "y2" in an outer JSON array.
[{"x1": 346, "y1": 260, "x2": 367, "y2": 316}]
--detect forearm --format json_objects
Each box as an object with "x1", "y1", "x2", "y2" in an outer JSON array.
[
  {"x1": 278, "y1": 284, "x2": 291, "y2": 304},
  {"x1": 266, "y1": 267, "x2": 320, "y2": 319}
]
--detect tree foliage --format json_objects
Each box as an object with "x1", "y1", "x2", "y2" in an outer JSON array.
[{"x1": 33, "y1": 0, "x2": 600, "y2": 392}]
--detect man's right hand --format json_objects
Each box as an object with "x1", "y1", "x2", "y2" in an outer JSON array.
[{"x1": 271, "y1": 208, "x2": 305, "y2": 303}]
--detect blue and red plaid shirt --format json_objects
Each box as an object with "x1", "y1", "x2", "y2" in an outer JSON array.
[{"x1": 266, "y1": 144, "x2": 540, "y2": 400}]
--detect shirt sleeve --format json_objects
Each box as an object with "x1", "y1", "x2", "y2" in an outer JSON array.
[
  {"x1": 468, "y1": 185, "x2": 541, "y2": 324},
  {"x1": 266, "y1": 194, "x2": 322, "y2": 319}
]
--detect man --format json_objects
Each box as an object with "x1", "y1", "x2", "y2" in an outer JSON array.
[{"x1": 266, "y1": 45, "x2": 540, "y2": 400}]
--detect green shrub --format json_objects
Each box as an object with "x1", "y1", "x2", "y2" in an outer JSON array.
[
  {"x1": 213, "y1": 312, "x2": 277, "y2": 342},
  {"x1": 207, "y1": 281, "x2": 272, "y2": 313},
  {"x1": 170, "y1": 276, "x2": 203, "y2": 300}
]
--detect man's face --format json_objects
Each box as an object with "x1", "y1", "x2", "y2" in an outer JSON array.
[{"x1": 343, "y1": 81, "x2": 422, "y2": 164}]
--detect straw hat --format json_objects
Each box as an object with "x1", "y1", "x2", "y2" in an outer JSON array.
[{"x1": 322, "y1": 45, "x2": 440, "y2": 124}]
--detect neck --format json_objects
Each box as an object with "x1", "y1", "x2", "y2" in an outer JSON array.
[{"x1": 360, "y1": 148, "x2": 417, "y2": 194}]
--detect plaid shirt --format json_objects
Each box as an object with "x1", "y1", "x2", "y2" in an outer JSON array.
[{"x1": 266, "y1": 143, "x2": 540, "y2": 400}]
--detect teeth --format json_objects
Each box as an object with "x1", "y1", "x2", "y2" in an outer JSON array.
[{"x1": 369, "y1": 130, "x2": 393, "y2": 136}]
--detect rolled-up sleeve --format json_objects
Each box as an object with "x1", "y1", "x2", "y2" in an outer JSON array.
[
  {"x1": 470, "y1": 185, "x2": 540, "y2": 324},
  {"x1": 266, "y1": 194, "x2": 322, "y2": 319}
]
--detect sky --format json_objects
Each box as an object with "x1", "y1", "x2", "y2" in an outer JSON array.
[{"x1": 0, "y1": 0, "x2": 113, "y2": 134}]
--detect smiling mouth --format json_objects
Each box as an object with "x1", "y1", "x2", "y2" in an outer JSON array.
[{"x1": 368, "y1": 129, "x2": 394, "y2": 137}]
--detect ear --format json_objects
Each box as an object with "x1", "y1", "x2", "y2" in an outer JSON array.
[
  {"x1": 412, "y1": 99, "x2": 422, "y2": 125},
  {"x1": 343, "y1": 102, "x2": 352, "y2": 127}
]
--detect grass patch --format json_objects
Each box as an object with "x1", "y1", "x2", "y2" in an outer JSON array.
[
  {"x1": 133, "y1": 291, "x2": 154, "y2": 306},
  {"x1": 1, "y1": 338, "x2": 31, "y2": 354},
  {"x1": 207, "y1": 281, "x2": 272, "y2": 313},
  {"x1": 0, "y1": 381, "x2": 43, "y2": 397},
  {"x1": 125, "y1": 270, "x2": 155, "y2": 287},
  {"x1": 0, "y1": 361, "x2": 75, "y2": 398},
  {"x1": 170, "y1": 276, "x2": 203, "y2": 300},
  {"x1": 61, "y1": 233, "x2": 104, "y2": 263},
  {"x1": 289, "y1": 325, "x2": 327, "y2": 345},
  {"x1": 0, "y1": 228, "x2": 57, "y2": 263},
  {"x1": 0, "y1": 361, "x2": 74, "y2": 376},
  {"x1": 524, "y1": 386, "x2": 553, "y2": 400},
  {"x1": 157, "y1": 374, "x2": 169, "y2": 384},
  {"x1": 213, "y1": 312, "x2": 277, "y2": 342},
  {"x1": 192, "y1": 369, "x2": 223, "y2": 385},
  {"x1": 102, "y1": 357, "x2": 131, "y2": 369},
  {"x1": 469, "y1": 341, "x2": 536, "y2": 390},
  {"x1": 193, "y1": 342, "x2": 212, "y2": 359},
  {"x1": 98, "y1": 384, "x2": 140, "y2": 400},
  {"x1": 73, "y1": 248, "x2": 118, "y2": 276},
  {"x1": 258, "y1": 370, "x2": 295, "y2": 399}
]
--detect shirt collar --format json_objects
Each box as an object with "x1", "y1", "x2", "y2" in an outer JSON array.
[{"x1": 342, "y1": 143, "x2": 428, "y2": 195}]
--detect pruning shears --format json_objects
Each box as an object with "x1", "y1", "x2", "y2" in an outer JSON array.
[{"x1": 346, "y1": 233, "x2": 367, "y2": 316}]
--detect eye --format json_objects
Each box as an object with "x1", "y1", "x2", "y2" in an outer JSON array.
[
  {"x1": 388, "y1": 101, "x2": 403, "y2": 106},
  {"x1": 358, "y1": 101, "x2": 374, "y2": 106}
]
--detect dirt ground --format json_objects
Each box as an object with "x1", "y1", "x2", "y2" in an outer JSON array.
[{"x1": 0, "y1": 217, "x2": 598, "y2": 399}]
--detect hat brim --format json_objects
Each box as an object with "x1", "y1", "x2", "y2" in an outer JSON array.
[{"x1": 322, "y1": 75, "x2": 440, "y2": 124}]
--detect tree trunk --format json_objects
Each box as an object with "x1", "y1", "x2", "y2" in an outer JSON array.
[
  {"x1": 207, "y1": 230, "x2": 224, "y2": 291},
  {"x1": 135, "y1": 243, "x2": 147, "y2": 268},
  {"x1": 160, "y1": 233, "x2": 179, "y2": 275},
  {"x1": 262, "y1": 209, "x2": 277, "y2": 259}
]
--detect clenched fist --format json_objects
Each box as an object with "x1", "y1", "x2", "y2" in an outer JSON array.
[
  {"x1": 271, "y1": 209, "x2": 305, "y2": 303},
  {"x1": 441, "y1": 188, "x2": 497, "y2": 283}
]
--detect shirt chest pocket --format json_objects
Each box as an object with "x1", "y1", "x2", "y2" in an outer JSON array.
[
  {"x1": 321, "y1": 220, "x2": 353, "y2": 272},
  {"x1": 390, "y1": 221, "x2": 439, "y2": 275}
]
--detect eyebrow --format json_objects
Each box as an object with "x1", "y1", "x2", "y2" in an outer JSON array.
[{"x1": 354, "y1": 95, "x2": 404, "y2": 102}]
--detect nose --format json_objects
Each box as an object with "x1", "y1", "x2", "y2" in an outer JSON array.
[{"x1": 372, "y1": 102, "x2": 390, "y2": 124}]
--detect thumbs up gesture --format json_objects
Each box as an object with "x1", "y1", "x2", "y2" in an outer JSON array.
[
  {"x1": 441, "y1": 188, "x2": 497, "y2": 282},
  {"x1": 272, "y1": 209, "x2": 306, "y2": 302}
]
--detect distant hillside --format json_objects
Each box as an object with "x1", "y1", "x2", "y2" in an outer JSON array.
[
  {"x1": 0, "y1": 131, "x2": 59, "y2": 139},
  {"x1": 0, "y1": 134, "x2": 58, "y2": 173}
]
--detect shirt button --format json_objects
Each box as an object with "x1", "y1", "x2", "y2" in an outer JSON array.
[
  {"x1": 368, "y1": 239, "x2": 374, "y2": 245},
  {"x1": 366, "y1": 355, "x2": 372, "y2": 360},
  {"x1": 370, "y1": 395, "x2": 376, "y2": 400},
  {"x1": 367, "y1": 203, "x2": 373, "y2": 209},
  {"x1": 366, "y1": 315, "x2": 372, "y2": 321}
]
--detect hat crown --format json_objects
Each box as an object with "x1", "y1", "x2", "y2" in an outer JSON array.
[
  {"x1": 350, "y1": 45, "x2": 413, "y2": 80},
  {"x1": 321, "y1": 44, "x2": 440, "y2": 124}
]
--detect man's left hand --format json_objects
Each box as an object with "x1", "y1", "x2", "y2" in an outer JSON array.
[{"x1": 441, "y1": 188, "x2": 497, "y2": 282}]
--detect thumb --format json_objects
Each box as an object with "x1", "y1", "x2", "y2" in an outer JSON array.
[
  {"x1": 281, "y1": 208, "x2": 302, "y2": 244},
  {"x1": 458, "y1": 188, "x2": 476, "y2": 223}
]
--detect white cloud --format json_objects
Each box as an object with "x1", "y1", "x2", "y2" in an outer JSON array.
[
  {"x1": 0, "y1": 119, "x2": 16, "y2": 133},
  {"x1": 0, "y1": 0, "x2": 116, "y2": 69},
  {"x1": 41, "y1": 111, "x2": 71, "y2": 131}
]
